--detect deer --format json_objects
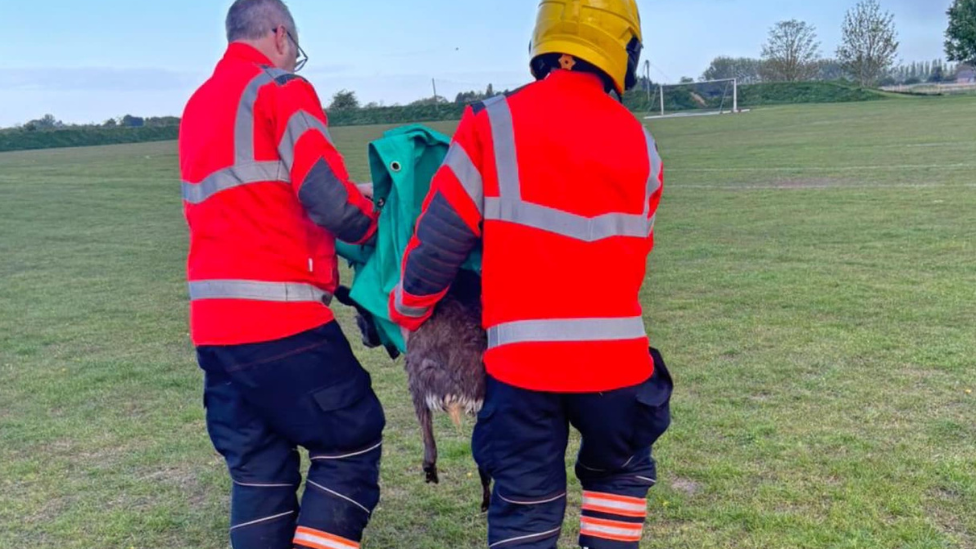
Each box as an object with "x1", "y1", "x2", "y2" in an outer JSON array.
[{"x1": 334, "y1": 270, "x2": 491, "y2": 512}]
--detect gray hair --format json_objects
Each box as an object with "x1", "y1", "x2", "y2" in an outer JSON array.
[{"x1": 226, "y1": 0, "x2": 297, "y2": 43}]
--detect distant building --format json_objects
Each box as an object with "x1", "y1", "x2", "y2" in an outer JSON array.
[{"x1": 957, "y1": 65, "x2": 975, "y2": 84}]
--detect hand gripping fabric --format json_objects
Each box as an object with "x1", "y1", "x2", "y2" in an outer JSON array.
[{"x1": 335, "y1": 124, "x2": 482, "y2": 354}]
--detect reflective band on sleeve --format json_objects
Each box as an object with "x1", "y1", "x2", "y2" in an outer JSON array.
[
  {"x1": 487, "y1": 317, "x2": 646, "y2": 348},
  {"x1": 278, "y1": 109, "x2": 334, "y2": 171},
  {"x1": 642, "y1": 128, "x2": 664, "y2": 218},
  {"x1": 484, "y1": 198, "x2": 648, "y2": 241},
  {"x1": 442, "y1": 143, "x2": 484, "y2": 215},
  {"x1": 648, "y1": 214, "x2": 657, "y2": 236},
  {"x1": 580, "y1": 516, "x2": 643, "y2": 543},
  {"x1": 393, "y1": 284, "x2": 430, "y2": 318},
  {"x1": 483, "y1": 96, "x2": 521, "y2": 201},
  {"x1": 235, "y1": 68, "x2": 289, "y2": 164},
  {"x1": 188, "y1": 280, "x2": 332, "y2": 304},
  {"x1": 582, "y1": 491, "x2": 647, "y2": 518},
  {"x1": 182, "y1": 161, "x2": 289, "y2": 204},
  {"x1": 294, "y1": 526, "x2": 360, "y2": 549}
]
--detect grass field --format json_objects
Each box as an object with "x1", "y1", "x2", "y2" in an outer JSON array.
[{"x1": 1, "y1": 96, "x2": 974, "y2": 549}]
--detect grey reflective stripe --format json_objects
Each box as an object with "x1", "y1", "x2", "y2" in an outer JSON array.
[
  {"x1": 483, "y1": 95, "x2": 521, "y2": 200},
  {"x1": 235, "y1": 68, "x2": 289, "y2": 164},
  {"x1": 182, "y1": 161, "x2": 289, "y2": 204},
  {"x1": 278, "y1": 109, "x2": 334, "y2": 171},
  {"x1": 642, "y1": 127, "x2": 664, "y2": 218},
  {"x1": 648, "y1": 214, "x2": 657, "y2": 235},
  {"x1": 188, "y1": 280, "x2": 332, "y2": 303},
  {"x1": 484, "y1": 198, "x2": 648, "y2": 241},
  {"x1": 394, "y1": 284, "x2": 430, "y2": 318},
  {"x1": 482, "y1": 95, "x2": 660, "y2": 241},
  {"x1": 442, "y1": 143, "x2": 484, "y2": 215},
  {"x1": 487, "y1": 317, "x2": 646, "y2": 349}
]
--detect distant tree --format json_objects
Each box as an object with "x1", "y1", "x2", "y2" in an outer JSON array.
[
  {"x1": 761, "y1": 20, "x2": 821, "y2": 81},
  {"x1": 837, "y1": 0, "x2": 899, "y2": 87},
  {"x1": 144, "y1": 116, "x2": 180, "y2": 127},
  {"x1": 454, "y1": 90, "x2": 485, "y2": 104},
  {"x1": 929, "y1": 63, "x2": 946, "y2": 82},
  {"x1": 904, "y1": 76, "x2": 922, "y2": 85},
  {"x1": 815, "y1": 58, "x2": 846, "y2": 81},
  {"x1": 702, "y1": 56, "x2": 763, "y2": 84},
  {"x1": 679, "y1": 76, "x2": 694, "y2": 84},
  {"x1": 103, "y1": 118, "x2": 118, "y2": 128},
  {"x1": 328, "y1": 90, "x2": 360, "y2": 111},
  {"x1": 486, "y1": 83, "x2": 495, "y2": 97},
  {"x1": 121, "y1": 114, "x2": 145, "y2": 127},
  {"x1": 408, "y1": 96, "x2": 449, "y2": 106},
  {"x1": 363, "y1": 101, "x2": 382, "y2": 109},
  {"x1": 946, "y1": 0, "x2": 976, "y2": 64},
  {"x1": 26, "y1": 114, "x2": 63, "y2": 130}
]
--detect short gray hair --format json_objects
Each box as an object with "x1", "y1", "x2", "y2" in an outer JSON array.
[{"x1": 226, "y1": 0, "x2": 297, "y2": 42}]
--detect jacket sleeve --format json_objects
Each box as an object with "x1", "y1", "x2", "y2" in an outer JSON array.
[
  {"x1": 273, "y1": 76, "x2": 377, "y2": 245},
  {"x1": 646, "y1": 131, "x2": 665, "y2": 249},
  {"x1": 390, "y1": 107, "x2": 485, "y2": 331}
]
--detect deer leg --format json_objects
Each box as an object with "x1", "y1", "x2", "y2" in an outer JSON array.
[
  {"x1": 478, "y1": 466, "x2": 491, "y2": 513},
  {"x1": 413, "y1": 393, "x2": 439, "y2": 484}
]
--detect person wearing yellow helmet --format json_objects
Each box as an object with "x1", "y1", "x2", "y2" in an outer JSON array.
[
  {"x1": 391, "y1": 1, "x2": 670, "y2": 547},
  {"x1": 530, "y1": 0, "x2": 645, "y2": 96}
]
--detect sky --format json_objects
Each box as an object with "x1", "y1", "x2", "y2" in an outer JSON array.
[{"x1": 0, "y1": 0, "x2": 955, "y2": 127}]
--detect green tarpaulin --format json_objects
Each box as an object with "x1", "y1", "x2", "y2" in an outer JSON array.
[{"x1": 335, "y1": 124, "x2": 481, "y2": 354}]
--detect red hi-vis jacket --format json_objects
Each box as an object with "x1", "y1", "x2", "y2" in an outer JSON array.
[
  {"x1": 180, "y1": 44, "x2": 377, "y2": 346},
  {"x1": 390, "y1": 70, "x2": 664, "y2": 393}
]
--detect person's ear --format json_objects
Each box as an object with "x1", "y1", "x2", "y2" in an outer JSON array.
[{"x1": 274, "y1": 26, "x2": 289, "y2": 56}]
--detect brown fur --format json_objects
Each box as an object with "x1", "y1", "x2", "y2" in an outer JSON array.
[
  {"x1": 334, "y1": 271, "x2": 491, "y2": 511},
  {"x1": 403, "y1": 272, "x2": 490, "y2": 511}
]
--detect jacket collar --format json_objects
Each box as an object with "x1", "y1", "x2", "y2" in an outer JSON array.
[{"x1": 222, "y1": 42, "x2": 276, "y2": 68}]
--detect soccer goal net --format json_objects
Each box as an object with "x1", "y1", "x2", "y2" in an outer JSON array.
[{"x1": 644, "y1": 78, "x2": 740, "y2": 119}]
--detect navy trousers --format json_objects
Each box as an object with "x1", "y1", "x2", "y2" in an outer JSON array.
[
  {"x1": 473, "y1": 349, "x2": 673, "y2": 549},
  {"x1": 197, "y1": 322, "x2": 385, "y2": 549}
]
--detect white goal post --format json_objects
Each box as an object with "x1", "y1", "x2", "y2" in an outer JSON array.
[{"x1": 644, "y1": 78, "x2": 741, "y2": 119}]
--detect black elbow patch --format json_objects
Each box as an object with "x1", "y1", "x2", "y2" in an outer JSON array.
[
  {"x1": 298, "y1": 159, "x2": 372, "y2": 242},
  {"x1": 403, "y1": 192, "x2": 478, "y2": 296}
]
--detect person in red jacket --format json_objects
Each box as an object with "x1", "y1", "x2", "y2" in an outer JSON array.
[
  {"x1": 180, "y1": 2, "x2": 384, "y2": 548},
  {"x1": 390, "y1": 1, "x2": 673, "y2": 547}
]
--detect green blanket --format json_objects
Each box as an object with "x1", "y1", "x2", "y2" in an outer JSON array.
[{"x1": 336, "y1": 124, "x2": 481, "y2": 354}]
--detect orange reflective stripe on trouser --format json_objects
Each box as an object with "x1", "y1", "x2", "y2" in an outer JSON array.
[
  {"x1": 581, "y1": 490, "x2": 648, "y2": 518},
  {"x1": 293, "y1": 526, "x2": 360, "y2": 549},
  {"x1": 580, "y1": 516, "x2": 644, "y2": 543}
]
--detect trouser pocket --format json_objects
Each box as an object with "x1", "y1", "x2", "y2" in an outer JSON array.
[{"x1": 632, "y1": 348, "x2": 673, "y2": 449}]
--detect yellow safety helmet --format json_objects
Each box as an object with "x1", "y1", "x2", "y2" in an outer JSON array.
[{"x1": 530, "y1": 0, "x2": 644, "y2": 95}]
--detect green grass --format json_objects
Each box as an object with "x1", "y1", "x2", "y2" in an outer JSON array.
[{"x1": 1, "y1": 97, "x2": 974, "y2": 548}]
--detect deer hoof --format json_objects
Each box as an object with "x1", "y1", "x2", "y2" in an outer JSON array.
[{"x1": 424, "y1": 463, "x2": 439, "y2": 484}]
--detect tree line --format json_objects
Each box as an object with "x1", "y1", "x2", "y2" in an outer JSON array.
[
  {"x1": 700, "y1": 0, "x2": 975, "y2": 87},
  {"x1": 12, "y1": 114, "x2": 180, "y2": 132},
  {"x1": 324, "y1": 83, "x2": 511, "y2": 113}
]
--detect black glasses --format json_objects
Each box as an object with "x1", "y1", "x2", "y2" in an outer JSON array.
[{"x1": 274, "y1": 27, "x2": 307, "y2": 72}]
